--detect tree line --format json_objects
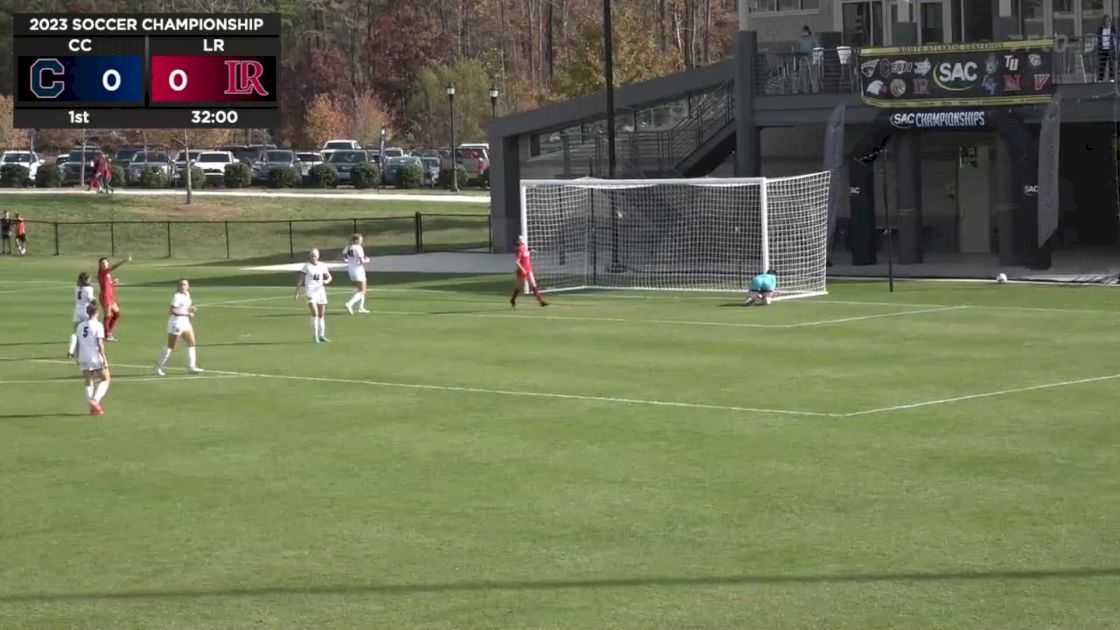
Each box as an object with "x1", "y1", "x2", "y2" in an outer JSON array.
[{"x1": 0, "y1": 0, "x2": 741, "y2": 151}]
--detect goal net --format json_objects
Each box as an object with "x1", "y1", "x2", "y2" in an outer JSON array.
[{"x1": 520, "y1": 172, "x2": 831, "y2": 298}]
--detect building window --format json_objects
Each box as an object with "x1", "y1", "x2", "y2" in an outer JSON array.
[{"x1": 753, "y1": 0, "x2": 819, "y2": 12}]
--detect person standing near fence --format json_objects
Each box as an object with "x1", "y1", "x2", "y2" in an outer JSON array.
[
  {"x1": 0, "y1": 211, "x2": 11, "y2": 255},
  {"x1": 1098, "y1": 16, "x2": 1117, "y2": 81},
  {"x1": 98, "y1": 255, "x2": 130, "y2": 341},
  {"x1": 14, "y1": 214, "x2": 27, "y2": 255},
  {"x1": 342, "y1": 233, "x2": 371, "y2": 314}
]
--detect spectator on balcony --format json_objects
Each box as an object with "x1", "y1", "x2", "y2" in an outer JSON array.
[
  {"x1": 792, "y1": 26, "x2": 819, "y2": 94},
  {"x1": 1097, "y1": 15, "x2": 1116, "y2": 81},
  {"x1": 793, "y1": 26, "x2": 818, "y2": 55}
]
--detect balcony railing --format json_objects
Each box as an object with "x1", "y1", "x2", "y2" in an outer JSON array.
[
  {"x1": 756, "y1": 48, "x2": 859, "y2": 96},
  {"x1": 1054, "y1": 40, "x2": 1120, "y2": 84}
]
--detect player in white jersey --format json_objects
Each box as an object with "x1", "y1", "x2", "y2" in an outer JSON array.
[
  {"x1": 67, "y1": 271, "x2": 96, "y2": 358},
  {"x1": 295, "y1": 248, "x2": 333, "y2": 343},
  {"x1": 155, "y1": 279, "x2": 203, "y2": 376},
  {"x1": 75, "y1": 303, "x2": 110, "y2": 416},
  {"x1": 342, "y1": 233, "x2": 371, "y2": 314}
]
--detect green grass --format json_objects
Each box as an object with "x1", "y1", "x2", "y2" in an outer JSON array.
[
  {"x1": 1, "y1": 257, "x2": 1119, "y2": 629},
  {"x1": 1, "y1": 193, "x2": 492, "y2": 262}
]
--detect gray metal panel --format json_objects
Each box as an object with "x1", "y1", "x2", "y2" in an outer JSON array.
[{"x1": 490, "y1": 62, "x2": 732, "y2": 137}]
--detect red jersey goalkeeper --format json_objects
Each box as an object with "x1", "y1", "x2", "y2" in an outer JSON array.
[{"x1": 510, "y1": 236, "x2": 548, "y2": 308}]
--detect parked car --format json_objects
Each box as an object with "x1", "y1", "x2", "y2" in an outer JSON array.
[
  {"x1": 295, "y1": 152, "x2": 323, "y2": 180},
  {"x1": 62, "y1": 148, "x2": 104, "y2": 185},
  {"x1": 193, "y1": 151, "x2": 237, "y2": 183},
  {"x1": 251, "y1": 149, "x2": 297, "y2": 183},
  {"x1": 173, "y1": 150, "x2": 203, "y2": 180},
  {"x1": 381, "y1": 147, "x2": 405, "y2": 159},
  {"x1": 413, "y1": 149, "x2": 442, "y2": 160},
  {"x1": 219, "y1": 145, "x2": 258, "y2": 164},
  {"x1": 55, "y1": 153, "x2": 69, "y2": 166},
  {"x1": 323, "y1": 139, "x2": 361, "y2": 153},
  {"x1": 420, "y1": 156, "x2": 441, "y2": 187},
  {"x1": 126, "y1": 151, "x2": 174, "y2": 184},
  {"x1": 1, "y1": 151, "x2": 44, "y2": 183},
  {"x1": 364, "y1": 150, "x2": 382, "y2": 167},
  {"x1": 113, "y1": 145, "x2": 143, "y2": 165},
  {"x1": 325, "y1": 150, "x2": 367, "y2": 183},
  {"x1": 382, "y1": 156, "x2": 424, "y2": 187},
  {"x1": 454, "y1": 144, "x2": 490, "y2": 183}
]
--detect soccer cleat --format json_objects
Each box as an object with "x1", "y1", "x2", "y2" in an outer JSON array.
[
  {"x1": 313, "y1": 335, "x2": 321, "y2": 344},
  {"x1": 540, "y1": 301, "x2": 549, "y2": 307},
  {"x1": 106, "y1": 334, "x2": 116, "y2": 342},
  {"x1": 357, "y1": 309, "x2": 371, "y2": 314},
  {"x1": 188, "y1": 366, "x2": 204, "y2": 374},
  {"x1": 510, "y1": 299, "x2": 517, "y2": 309},
  {"x1": 154, "y1": 366, "x2": 166, "y2": 376},
  {"x1": 318, "y1": 336, "x2": 330, "y2": 343},
  {"x1": 66, "y1": 352, "x2": 74, "y2": 359},
  {"x1": 345, "y1": 303, "x2": 354, "y2": 314},
  {"x1": 90, "y1": 401, "x2": 104, "y2": 416}
]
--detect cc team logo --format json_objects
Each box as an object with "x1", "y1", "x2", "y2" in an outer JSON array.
[{"x1": 29, "y1": 57, "x2": 65, "y2": 99}]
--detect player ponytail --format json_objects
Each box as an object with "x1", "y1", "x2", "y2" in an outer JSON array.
[{"x1": 77, "y1": 271, "x2": 90, "y2": 286}]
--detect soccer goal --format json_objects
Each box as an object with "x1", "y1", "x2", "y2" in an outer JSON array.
[{"x1": 520, "y1": 172, "x2": 832, "y2": 298}]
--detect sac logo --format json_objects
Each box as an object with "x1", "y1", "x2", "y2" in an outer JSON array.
[
  {"x1": 849, "y1": 186, "x2": 862, "y2": 196},
  {"x1": 934, "y1": 61, "x2": 979, "y2": 92},
  {"x1": 1023, "y1": 184, "x2": 1039, "y2": 196}
]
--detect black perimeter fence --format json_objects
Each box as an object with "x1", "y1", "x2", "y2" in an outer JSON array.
[{"x1": 26, "y1": 213, "x2": 492, "y2": 262}]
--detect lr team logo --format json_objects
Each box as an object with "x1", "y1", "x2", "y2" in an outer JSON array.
[
  {"x1": 30, "y1": 58, "x2": 65, "y2": 98},
  {"x1": 224, "y1": 59, "x2": 268, "y2": 96}
]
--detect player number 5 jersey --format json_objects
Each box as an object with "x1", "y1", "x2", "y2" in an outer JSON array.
[
  {"x1": 76, "y1": 319, "x2": 105, "y2": 362},
  {"x1": 302, "y1": 262, "x2": 330, "y2": 293}
]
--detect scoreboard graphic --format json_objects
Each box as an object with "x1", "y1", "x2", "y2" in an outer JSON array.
[{"x1": 12, "y1": 14, "x2": 280, "y2": 128}]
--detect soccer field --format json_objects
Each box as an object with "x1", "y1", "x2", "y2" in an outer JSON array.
[{"x1": 1, "y1": 257, "x2": 1118, "y2": 629}]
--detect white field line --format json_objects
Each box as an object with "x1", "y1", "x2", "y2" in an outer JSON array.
[
  {"x1": 781, "y1": 306, "x2": 967, "y2": 328},
  {"x1": 10, "y1": 358, "x2": 831, "y2": 417},
  {"x1": 7, "y1": 358, "x2": 1117, "y2": 418},
  {"x1": 0, "y1": 374, "x2": 245, "y2": 385},
  {"x1": 0, "y1": 285, "x2": 79, "y2": 295},
  {"x1": 207, "y1": 301, "x2": 967, "y2": 330},
  {"x1": 841, "y1": 373, "x2": 1120, "y2": 417},
  {"x1": 812, "y1": 299, "x2": 1120, "y2": 316}
]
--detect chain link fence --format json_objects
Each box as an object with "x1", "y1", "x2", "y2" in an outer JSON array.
[{"x1": 29, "y1": 213, "x2": 492, "y2": 261}]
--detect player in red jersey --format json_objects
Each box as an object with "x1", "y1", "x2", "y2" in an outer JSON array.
[
  {"x1": 510, "y1": 235, "x2": 548, "y2": 308},
  {"x1": 97, "y1": 255, "x2": 130, "y2": 341}
]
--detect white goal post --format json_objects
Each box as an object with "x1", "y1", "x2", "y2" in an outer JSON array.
[{"x1": 519, "y1": 172, "x2": 831, "y2": 298}]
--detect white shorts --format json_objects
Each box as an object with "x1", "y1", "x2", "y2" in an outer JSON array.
[
  {"x1": 168, "y1": 317, "x2": 193, "y2": 336},
  {"x1": 306, "y1": 288, "x2": 328, "y2": 305},
  {"x1": 79, "y1": 358, "x2": 105, "y2": 372},
  {"x1": 348, "y1": 267, "x2": 366, "y2": 282}
]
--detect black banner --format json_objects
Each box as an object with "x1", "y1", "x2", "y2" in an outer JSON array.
[{"x1": 859, "y1": 40, "x2": 1054, "y2": 108}]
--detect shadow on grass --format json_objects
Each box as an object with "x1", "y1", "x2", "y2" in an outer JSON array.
[{"x1": 2, "y1": 567, "x2": 1117, "y2": 603}]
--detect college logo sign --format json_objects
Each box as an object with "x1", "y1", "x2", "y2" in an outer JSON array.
[
  {"x1": 859, "y1": 40, "x2": 1054, "y2": 108},
  {"x1": 888, "y1": 110, "x2": 988, "y2": 130}
]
